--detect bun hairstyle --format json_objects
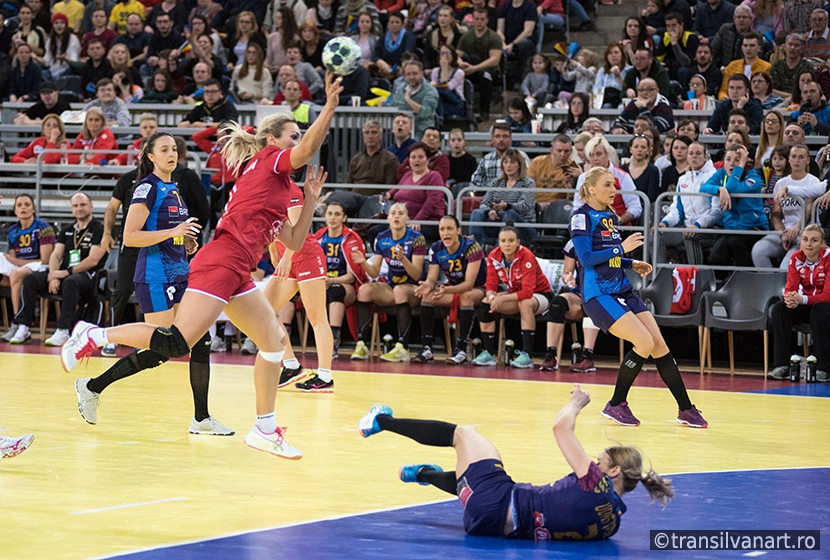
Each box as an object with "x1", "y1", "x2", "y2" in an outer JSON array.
[
  {"x1": 221, "y1": 114, "x2": 297, "y2": 176},
  {"x1": 134, "y1": 131, "x2": 176, "y2": 188}
]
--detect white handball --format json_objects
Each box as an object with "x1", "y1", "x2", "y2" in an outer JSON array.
[{"x1": 321, "y1": 37, "x2": 362, "y2": 76}]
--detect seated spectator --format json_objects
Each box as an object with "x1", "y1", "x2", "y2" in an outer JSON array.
[
  {"x1": 611, "y1": 78, "x2": 675, "y2": 134},
  {"x1": 391, "y1": 61, "x2": 439, "y2": 137},
  {"x1": 52, "y1": 0, "x2": 85, "y2": 34},
  {"x1": 768, "y1": 224, "x2": 830, "y2": 381},
  {"x1": 140, "y1": 69, "x2": 179, "y2": 103},
  {"x1": 112, "y1": 112, "x2": 156, "y2": 165},
  {"x1": 655, "y1": 11, "x2": 699, "y2": 82},
  {"x1": 677, "y1": 119, "x2": 699, "y2": 141},
  {"x1": 14, "y1": 81, "x2": 72, "y2": 125},
  {"x1": 388, "y1": 142, "x2": 446, "y2": 242},
  {"x1": 782, "y1": 124, "x2": 820, "y2": 177},
  {"x1": 211, "y1": 0, "x2": 269, "y2": 36},
  {"x1": 335, "y1": 0, "x2": 381, "y2": 36},
  {"x1": 5, "y1": 192, "x2": 105, "y2": 346},
  {"x1": 505, "y1": 96, "x2": 533, "y2": 139},
  {"x1": 423, "y1": 5, "x2": 464, "y2": 68},
  {"x1": 179, "y1": 78, "x2": 239, "y2": 127},
  {"x1": 43, "y1": 13, "x2": 80, "y2": 80},
  {"x1": 113, "y1": 13, "x2": 150, "y2": 67},
  {"x1": 640, "y1": 0, "x2": 666, "y2": 35},
  {"x1": 337, "y1": 62, "x2": 370, "y2": 105},
  {"x1": 574, "y1": 136, "x2": 642, "y2": 225},
  {"x1": 0, "y1": 195, "x2": 55, "y2": 338},
  {"x1": 348, "y1": 119, "x2": 399, "y2": 192},
  {"x1": 7, "y1": 44, "x2": 42, "y2": 102},
  {"x1": 265, "y1": 7, "x2": 300, "y2": 75},
  {"x1": 13, "y1": 4, "x2": 46, "y2": 59},
  {"x1": 717, "y1": 31, "x2": 770, "y2": 100},
  {"x1": 189, "y1": 0, "x2": 223, "y2": 28},
  {"x1": 107, "y1": 43, "x2": 141, "y2": 87},
  {"x1": 147, "y1": 0, "x2": 189, "y2": 33},
  {"x1": 388, "y1": 113, "x2": 416, "y2": 163},
  {"x1": 285, "y1": 43, "x2": 322, "y2": 97},
  {"x1": 299, "y1": 20, "x2": 325, "y2": 71},
  {"x1": 560, "y1": 49, "x2": 599, "y2": 100},
  {"x1": 143, "y1": 13, "x2": 183, "y2": 79},
  {"x1": 621, "y1": 16, "x2": 654, "y2": 64},
  {"x1": 75, "y1": 38, "x2": 113, "y2": 98},
  {"x1": 82, "y1": 7, "x2": 117, "y2": 57},
  {"x1": 183, "y1": 33, "x2": 224, "y2": 83},
  {"x1": 681, "y1": 74, "x2": 716, "y2": 111},
  {"x1": 431, "y1": 45, "x2": 465, "y2": 119},
  {"x1": 112, "y1": 66, "x2": 143, "y2": 103},
  {"x1": 756, "y1": 109, "x2": 784, "y2": 165},
  {"x1": 349, "y1": 12, "x2": 378, "y2": 65},
  {"x1": 581, "y1": 117, "x2": 605, "y2": 135},
  {"x1": 83, "y1": 78, "x2": 130, "y2": 126},
  {"x1": 269, "y1": 64, "x2": 313, "y2": 104},
  {"x1": 623, "y1": 135, "x2": 661, "y2": 203},
  {"x1": 396, "y1": 127, "x2": 450, "y2": 182},
  {"x1": 232, "y1": 43, "x2": 274, "y2": 103},
  {"x1": 678, "y1": 42, "x2": 721, "y2": 97},
  {"x1": 693, "y1": 0, "x2": 734, "y2": 43},
  {"x1": 790, "y1": 80, "x2": 830, "y2": 135},
  {"x1": 186, "y1": 15, "x2": 224, "y2": 64},
  {"x1": 496, "y1": 0, "x2": 538, "y2": 87},
  {"x1": 108, "y1": 0, "x2": 145, "y2": 35},
  {"x1": 703, "y1": 74, "x2": 762, "y2": 134},
  {"x1": 264, "y1": 0, "x2": 308, "y2": 35},
  {"x1": 447, "y1": 128, "x2": 478, "y2": 185},
  {"x1": 622, "y1": 47, "x2": 673, "y2": 102},
  {"x1": 179, "y1": 61, "x2": 212, "y2": 102},
  {"x1": 69, "y1": 107, "x2": 117, "y2": 164},
  {"x1": 456, "y1": 7, "x2": 502, "y2": 121},
  {"x1": 804, "y1": 8, "x2": 830, "y2": 61},
  {"x1": 527, "y1": 134, "x2": 580, "y2": 208},
  {"x1": 593, "y1": 43, "x2": 630, "y2": 109},
  {"x1": 373, "y1": 12, "x2": 414, "y2": 73},
  {"x1": 471, "y1": 124, "x2": 531, "y2": 191},
  {"x1": 571, "y1": 130, "x2": 592, "y2": 166},
  {"x1": 469, "y1": 148, "x2": 537, "y2": 245},
  {"x1": 710, "y1": 5, "x2": 753, "y2": 68},
  {"x1": 471, "y1": 224, "x2": 552, "y2": 368},
  {"x1": 280, "y1": 78, "x2": 317, "y2": 128},
  {"x1": 654, "y1": 130, "x2": 676, "y2": 174},
  {"x1": 11, "y1": 113, "x2": 71, "y2": 164},
  {"x1": 656, "y1": 141, "x2": 720, "y2": 264},
  {"x1": 771, "y1": 34, "x2": 812, "y2": 98},
  {"x1": 660, "y1": 135, "x2": 692, "y2": 195}
]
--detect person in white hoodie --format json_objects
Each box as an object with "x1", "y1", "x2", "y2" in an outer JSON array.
[
  {"x1": 656, "y1": 142, "x2": 721, "y2": 264},
  {"x1": 751, "y1": 144, "x2": 826, "y2": 269}
]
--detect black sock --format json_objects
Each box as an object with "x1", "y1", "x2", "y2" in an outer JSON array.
[
  {"x1": 420, "y1": 304, "x2": 435, "y2": 347},
  {"x1": 583, "y1": 347, "x2": 594, "y2": 358},
  {"x1": 521, "y1": 329, "x2": 535, "y2": 354},
  {"x1": 376, "y1": 416, "x2": 457, "y2": 447},
  {"x1": 396, "y1": 303, "x2": 412, "y2": 347},
  {"x1": 417, "y1": 467, "x2": 458, "y2": 496},
  {"x1": 356, "y1": 301, "x2": 372, "y2": 341},
  {"x1": 482, "y1": 332, "x2": 496, "y2": 354},
  {"x1": 654, "y1": 352, "x2": 692, "y2": 410},
  {"x1": 546, "y1": 346, "x2": 556, "y2": 357},
  {"x1": 457, "y1": 307, "x2": 474, "y2": 350},
  {"x1": 189, "y1": 360, "x2": 210, "y2": 422},
  {"x1": 610, "y1": 350, "x2": 647, "y2": 406},
  {"x1": 86, "y1": 349, "x2": 167, "y2": 394}
]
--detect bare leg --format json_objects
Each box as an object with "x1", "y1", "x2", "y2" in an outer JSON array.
[
  {"x1": 9, "y1": 267, "x2": 33, "y2": 315},
  {"x1": 608, "y1": 312, "x2": 655, "y2": 358},
  {"x1": 453, "y1": 425, "x2": 502, "y2": 478},
  {"x1": 298, "y1": 278, "x2": 333, "y2": 370},
  {"x1": 264, "y1": 277, "x2": 299, "y2": 361}
]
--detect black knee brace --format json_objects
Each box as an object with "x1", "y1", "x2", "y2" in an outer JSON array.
[
  {"x1": 477, "y1": 303, "x2": 495, "y2": 324},
  {"x1": 190, "y1": 331, "x2": 212, "y2": 364},
  {"x1": 327, "y1": 283, "x2": 346, "y2": 304},
  {"x1": 149, "y1": 325, "x2": 191, "y2": 358},
  {"x1": 134, "y1": 349, "x2": 169, "y2": 369},
  {"x1": 547, "y1": 295, "x2": 569, "y2": 324}
]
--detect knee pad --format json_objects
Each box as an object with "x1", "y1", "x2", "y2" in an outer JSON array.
[
  {"x1": 258, "y1": 349, "x2": 284, "y2": 363},
  {"x1": 326, "y1": 283, "x2": 346, "y2": 304},
  {"x1": 149, "y1": 324, "x2": 191, "y2": 359},
  {"x1": 477, "y1": 304, "x2": 495, "y2": 324},
  {"x1": 547, "y1": 296, "x2": 568, "y2": 324},
  {"x1": 134, "y1": 349, "x2": 169, "y2": 370},
  {"x1": 189, "y1": 331, "x2": 212, "y2": 364}
]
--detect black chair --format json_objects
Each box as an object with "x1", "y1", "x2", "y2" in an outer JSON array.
[
  {"x1": 442, "y1": 79, "x2": 477, "y2": 132},
  {"x1": 533, "y1": 199, "x2": 573, "y2": 258},
  {"x1": 356, "y1": 195, "x2": 385, "y2": 220},
  {"x1": 368, "y1": 77, "x2": 392, "y2": 93}
]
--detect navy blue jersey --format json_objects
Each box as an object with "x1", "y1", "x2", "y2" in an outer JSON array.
[
  {"x1": 319, "y1": 232, "x2": 348, "y2": 278},
  {"x1": 374, "y1": 228, "x2": 427, "y2": 285},
  {"x1": 9, "y1": 218, "x2": 56, "y2": 261},
  {"x1": 428, "y1": 237, "x2": 486, "y2": 288},
  {"x1": 567, "y1": 205, "x2": 631, "y2": 302},
  {"x1": 131, "y1": 173, "x2": 190, "y2": 284}
]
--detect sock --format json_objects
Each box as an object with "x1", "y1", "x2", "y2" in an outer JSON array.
[
  {"x1": 356, "y1": 301, "x2": 372, "y2": 341},
  {"x1": 457, "y1": 307, "x2": 474, "y2": 350},
  {"x1": 521, "y1": 329, "x2": 535, "y2": 354},
  {"x1": 654, "y1": 353, "x2": 693, "y2": 410},
  {"x1": 89, "y1": 327, "x2": 109, "y2": 347},
  {"x1": 546, "y1": 346, "x2": 556, "y2": 357},
  {"x1": 482, "y1": 332, "x2": 496, "y2": 354},
  {"x1": 396, "y1": 303, "x2": 412, "y2": 347},
  {"x1": 316, "y1": 367, "x2": 332, "y2": 383},
  {"x1": 283, "y1": 357, "x2": 300, "y2": 369},
  {"x1": 610, "y1": 350, "x2": 647, "y2": 406},
  {"x1": 420, "y1": 304, "x2": 435, "y2": 347},
  {"x1": 417, "y1": 467, "x2": 458, "y2": 496},
  {"x1": 583, "y1": 348, "x2": 594, "y2": 358},
  {"x1": 189, "y1": 360, "x2": 210, "y2": 422},
  {"x1": 376, "y1": 416, "x2": 457, "y2": 447},
  {"x1": 331, "y1": 326, "x2": 341, "y2": 349},
  {"x1": 256, "y1": 412, "x2": 277, "y2": 433},
  {"x1": 86, "y1": 351, "x2": 142, "y2": 394}
]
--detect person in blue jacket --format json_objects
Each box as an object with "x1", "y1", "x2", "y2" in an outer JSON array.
[{"x1": 699, "y1": 144, "x2": 768, "y2": 276}]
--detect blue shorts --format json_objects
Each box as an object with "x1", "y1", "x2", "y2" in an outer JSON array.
[
  {"x1": 134, "y1": 281, "x2": 187, "y2": 314},
  {"x1": 582, "y1": 290, "x2": 649, "y2": 332},
  {"x1": 458, "y1": 459, "x2": 515, "y2": 537}
]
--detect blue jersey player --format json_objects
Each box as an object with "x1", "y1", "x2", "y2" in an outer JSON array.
[
  {"x1": 568, "y1": 167, "x2": 707, "y2": 428},
  {"x1": 73, "y1": 132, "x2": 233, "y2": 436},
  {"x1": 358, "y1": 384, "x2": 675, "y2": 540}
]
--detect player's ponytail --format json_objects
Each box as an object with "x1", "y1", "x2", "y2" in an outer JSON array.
[
  {"x1": 134, "y1": 131, "x2": 175, "y2": 189},
  {"x1": 221, "y1": 114, "x2": 297, "y2": 176},
  {"x1": 605, "y1": 446, "x2": 674, "y2": 507}
]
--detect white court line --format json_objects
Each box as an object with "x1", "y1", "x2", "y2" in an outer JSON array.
[
  {"x1": 70, "y1": 497, "x2": 189, "y2": 516},
  {"x1": 743, "y1": 552, "x2": 767, "y2": 557}
]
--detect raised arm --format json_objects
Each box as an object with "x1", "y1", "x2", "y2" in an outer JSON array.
[
  {"x1": 289, "y1": 73, "x2": 343, "y2": 170},
  {"x1": 552, "y1": 384, "x2": 593, "y2": 478}
]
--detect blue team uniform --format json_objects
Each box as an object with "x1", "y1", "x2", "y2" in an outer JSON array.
[
  {"x1": 8, "y1": 218, "x2": 56, "y2": 261},
  {"x1": 374, "y1": 228, "x2": 427, "y2": 285},
  {"x1": 428, "y1": 237, "x2": 486, "y2": 288},
  {"x1": 131, "y1": 173, "x2": 191, "y2": 313},
  {"x1": 567, "y1": 205, "x2": 647, "y2": 331},
  {"x1": 319, "y1": 232, "x2": 349, "y2": 278}
]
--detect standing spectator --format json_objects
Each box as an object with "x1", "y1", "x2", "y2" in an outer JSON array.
[
  {"x1": 108, "y1": 0, "x2": 145, "y2": 35},
  {"x1": 693, "y1": 0, "x2": 735, "y2": 42},
  {"x1": 82, "y1": 8, "x2": 117, "y2": 57},
  {"x1": 52, "y1": 0, "x2": 85, "y2": 34},
  {"x1": 178, "y1": 78, "x2": 239, "y2": 127},
  {"x1": 69, "y1": 107, "x2": 118, "y2": 164},
  {"x1": 655, "y1": 12, "x2": 699, "y2": 81},
  {"x1": 710, "y1": 5, "x2": 753, "y2": 68},
  {"x1": 114, "y1": 14, "x2": 150, "y2": 68},
  {"x1": 496, "y1": 0, "x2": 537, "y2": 87},
  {"x1": 770, "y1": 34, "x2": 812, "y2": 98},
  {"x1": 612, "y1": 78, "x2": 675, "y2": 133},
  {"x1": 224, "y1": 10, "x2": 267, "y2": 70},
  {"x1": 232, "y1": 43, "x2": 274, "y2": 103},
  {"x1": 803, "y1": 9, "x2": 830, "y2": 62},
  {"x1": 622, "y1": 47, "x2": 673, "y2": 102},
  {"x1": 391, "y1": 61, "x2": 439, "y2": 137},
  {"x1": 374, "y1": 12, "x2": 414, "y2": 73},
  {"x1": 83, "y1": 78, "x2": 130, "y2": 126},
  {"x1": 447, "y1": 129, "x2": 478, "y2": 185},
  {"x1": 7, "y1": 44, "x2": 42, "y2": 102},
  {"x1": 782, "y1": 0, "x2": 823, "y2": 35},
  {"x1": 456, "y1": 7, "x2": 502, "y2": 121},
  {"x1": 265, "y1": 7, "x2": 300, "y2": 75},
  {"x1": 43, "y1": 13, "x2": 80, "y2": 80},
  {"x1": 528, "y1": 134, "x2": 580, "y2": 207},
  {"x1": 14, "y1": 81, "x2": 72, "y2": 124},
  {"x1": 348, "y1": 119, "x2": 399, "y2": 191},
  {"x1": 717, "y1": 31, "x2": 770, "y2": 100},
  {"x1": 704, "y1": 74, "x2": 763, "y2": 134},
  {"x1": 678, "y1": 42, "x2": 721, "y2": 96},
  {"x1": 522, "y1": 52, "x2": 551, "y2": 109}
]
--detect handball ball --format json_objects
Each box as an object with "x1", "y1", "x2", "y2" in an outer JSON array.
[{"x1": 322, "y1": 37, "x2": 362, "y2": 76}]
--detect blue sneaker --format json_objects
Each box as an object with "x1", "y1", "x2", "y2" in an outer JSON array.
[
  {"x1": 510, "y1": 351, "x2": 534, "y2": 368},
  {"x1": 472, "y1": 350, "x2": 497, "y2": 366},
  {"x1": 399, "y1": 463, "x2": 444, "y2": 486},
  {"x1": 358, "y1": 404, "x2": 393, "y2": 438}
]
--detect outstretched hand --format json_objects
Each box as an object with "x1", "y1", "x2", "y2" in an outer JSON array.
[
  {"x1": 569, "y1": 384, "x2": 590, "y2": 410},
  {"x1": 324, "y1": 72, "x2": 344, "y2": 107},
  {"x1": 303, "y1": 165, "x2": 327, "y2": 200},
  {"x1": 621, "y1": 232, "x2": 644, "y2": 253}
]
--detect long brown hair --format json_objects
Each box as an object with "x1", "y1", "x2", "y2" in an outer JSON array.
[
  {"x1": 134, "y1": 131, "x2": 176, "y2": 188},
  {"x1": 499, "y1": 148, "x2": 527, "y2": 181},
  {"x1": 605, "y1": 446, "x2": 674, "y2": 507},
  {"x1": 603, "y1": 42, "x2": 628, "y2": 73},
  {"x1": 278, "y1": 7, "x2": 299, "y2": 51},
  {"x1": 238, "y1": 42, "x2": 265, "y2": 81}
]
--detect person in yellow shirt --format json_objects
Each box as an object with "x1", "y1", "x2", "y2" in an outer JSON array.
[
  {"x1": 108, "y1": 0, "x2": 145, "y2": 35},
  {"x1": 717, "y1": 31, "x2": 771, "y2": 100},
  {"x1": 51, "y1": 0, "x2": 85, "y2": 33}
]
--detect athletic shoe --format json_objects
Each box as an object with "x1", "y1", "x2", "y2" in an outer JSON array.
[
  {"x1": 189, "y1": 416, "x2": 235, "y2": 436},
  {"x1": 571, "y1": 356, "x2": 596, "y2": 372},
  {"x1": 381, "y1": 342, "x2": 410, "y2": 362},
  {"x1": 412, "y1": 346, "x2": 434, "y2": 363},
  {"x1": 510, "y1": 351, "x2": 534, "y2": 368},
  {"x1": 472, "y1": 350, "x2": 497, "y2": 366},
  {"x1": 350, "y1": 340, "x2": 369, "y2": 360},
  {"x1": 240, "y1": 337, "x2": 258, "y2": 355},
  {"x1": 817, "y1": 370, "x2": 828, "y2": 383},
  {"x1": 0, "y1": 434, "x2": 34, "y2": 459},
  {"x1": 767, "y1": 366, "x2": 789, "y2": 380},
  {"x1": 278, "y1": 365, "x2": 306, "y2": 388},
  {"x1": 9, "y1": 324, "x2": 31, "y2": 345},
  {"x1": 601, "y1": 401, "x2": 641, "y2": 427},
  {"x1": 358, "y1": 404, "x2": 393, "y2": 438},
  {"x1": 210, "y1": 336, "x2": 226, "y2": 353},
  {"x1": 45, "y1": 328, "x2": 70, "y2": 347},
  {"x1": 332, "y1": 348, "x2": 339, "y2": 360},
  {"x1": 1, "y1": 324, "x2": 18, "y2": 342},
  {"x1": 446, "y1": 348, "x2": 467, "y2": 365},
  {"x1": 74, "y1": 378, "x2": 100, "y2": 424},
  {"x1": 540, "y1": 353, "x2": 558, "y2": 371},
  {"x1": 101, "y1": 343, "x2": 118, "y2": 357},
  {"x1": 295, "y1": 374, "x2": 334, "y2": 393},
  {"x1": 244, "y1": 426, "x2": 302, "y2": 460},
  {"x1": 677, "y1": 405, "x2": 708, "y2": 428},
  {"x1": 399, "y1": 463, "x2": 444, "y2": 486},
  {"x1": 60, "y1": 321, "x2": 97, "y2": 372}
]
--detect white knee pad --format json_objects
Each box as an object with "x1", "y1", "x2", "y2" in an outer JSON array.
[{"x1": 258, "y1": 350, "x2": 285, "y2": 363}]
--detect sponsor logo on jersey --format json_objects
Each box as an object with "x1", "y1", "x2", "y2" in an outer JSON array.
[
  {"x1": 570, "y1": 214, "x2": 586, "y2": 231},
  {"x1": 168, "y1": 206, "x2": 180, "y2": 217},
  {"x1": 601, "y1": 230, "x2": 611, "y2": 238}
]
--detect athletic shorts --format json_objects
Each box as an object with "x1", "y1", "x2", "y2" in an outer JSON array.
[
  {"x1": 273, "y1": 242, "x2": 327, "y2": 282},
  {"x1": 582, "y1": 290, "x2": 649, "y2": 332},
  {"x1": 186, "y1": 238, "x2": 258, "y2": 304},
  {"x1": 134, "y1": 281, "x2": 186, "y2": 313},
  {"x1": 458, "y1": 459, "x2": 516, "y2": 537}
]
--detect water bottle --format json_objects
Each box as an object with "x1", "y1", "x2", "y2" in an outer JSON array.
[
  {"x1": 789, "y1": 355, "x2": 801, "y2": 383},
  {"x1": 571, "y1": 342, "x2": 582, "y2": 365},
  {"x1": 806, "y1": 355, "x2": 817, "y2": 383},
  {"x1": 382, "y1": 334, "x2": 393, "y2": 354},
  {"x1": 504, "y1": 339, "x2": 515, "y2": 364}
]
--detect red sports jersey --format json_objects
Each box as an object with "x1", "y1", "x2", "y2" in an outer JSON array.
[
  {"x1": 485, "y1": 245, "x2": 552, "y2": 300},
  {"x1": 214, "y1": 145, "x2": 299, "y2": 268},
  {"x1": 786, "y1": 247, "x2": 830, "y2": 305}
]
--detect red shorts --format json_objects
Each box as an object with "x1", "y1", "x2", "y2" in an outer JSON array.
[
  {"x1": 186, "y1": 237, "x2": 258, "y2": 303},
  {"x1": 274, "y1": 241, "x2": 327, "y2": 283}
]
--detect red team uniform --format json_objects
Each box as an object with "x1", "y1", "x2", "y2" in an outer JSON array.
[{"x1": 272, "y1": 183, "x2": 327, "y2": 282}]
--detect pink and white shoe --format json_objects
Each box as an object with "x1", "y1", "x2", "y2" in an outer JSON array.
[
  {"x1": 0, "y1": 434, "x2": 34, "y2": 459},
  {"x1": 244, "y1": 426, "x2": 302, "y2": 460},
  {"x1": 61, "y1": 321, "x2": 99, "y2": 372}
]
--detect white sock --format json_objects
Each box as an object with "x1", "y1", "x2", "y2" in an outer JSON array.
[
  {"x1": 316, "y1": 368, "x2": 332, "y2": 383},
  {"x1": 283, "y1": 358, "x2": 300, "y2": 369},
  {"x1": 256, "y1": 413, "x2": 277, "y2": 434},
  {"x1": 89, "y1": 327, "x2": 109, "y2": 347}
]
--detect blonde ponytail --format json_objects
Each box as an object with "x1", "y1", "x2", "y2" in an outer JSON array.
[
  {"x1": 221, "y1": 113, "x2": 298, "y2": 176},
  {"x1": 605, "y1": 446, "x2": 674, "y2": 508}
]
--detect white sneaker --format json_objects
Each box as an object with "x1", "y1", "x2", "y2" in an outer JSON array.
[
  {"x1": 189, "y1": 416, "x2": 235, "y2": 436},
  {"x1": 240, "y1": 337, "x2": 258, "y2": 354},
  {"x1": 45, "y1": 328, "x2": 70, "y2": 347},
  {"x1": 210, "y1": 336, "x2": 226, "y2": 353},
  {"x1": 74, "y1": 378, "x2": 100, "y2": 424},
  {"x1": 60, "y1": 321, "x2": 97, "y2": 372},
  {"x1": 1, "y1": 324, "x2": 18, "y2": 342},
  {"x1": 101, "y1": 343, "x2": 118, "y2": 357},
  {"x1": 244, "y1": 426, "x2": 302, "y2": 460},
  {"x1": 0, "y1": 434, "x2": 34, "y2": 459},
  {"x1": 9, "y1": 324, "x2": 31, "y2": 344}
]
